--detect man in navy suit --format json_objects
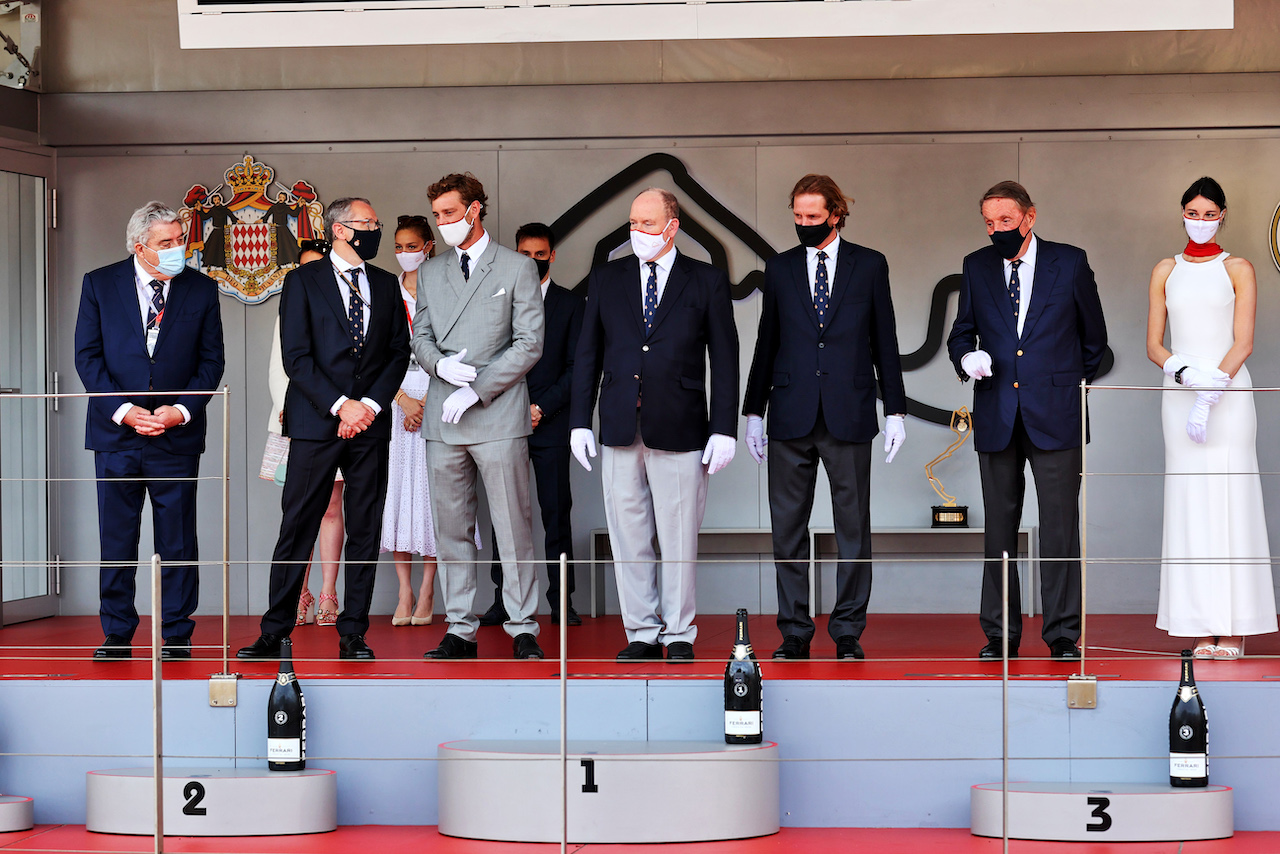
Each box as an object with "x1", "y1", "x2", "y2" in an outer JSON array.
[
  {"x1": 570, "y1": 188, "x2": 739, "y2": 662},
  {"x1": 74, "y1": 201, "x2": 225, "y2": 660},
  {"x1": 743, "y1": 174, "x2": 908, "y2": 662},
  {"x1": 238, "y1": 197, "x2": 410, "y2": 661},
  {"x1": 480, "y1": 223, "x2": 586, "y2": 627},
  {"x1": 947, "y1": 180, "x2": 1108, "y2": 660}
]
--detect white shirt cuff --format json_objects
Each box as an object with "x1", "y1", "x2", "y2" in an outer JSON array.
[
  {"x1": 359, "y1": 397, "x2": 382, "y2": 416},
  {"x1": 174, "y1": 404, "x2": 191, "y2": 425},
  {"x1": 111, "y1": 403, "x2": 133, "y2": 425},
  {"x1": 331, "y1": 395, "x2": 349, "y2": 416}
]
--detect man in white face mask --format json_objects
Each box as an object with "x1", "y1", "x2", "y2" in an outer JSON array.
[
  {"x1": 413, "y1": 172, "x2": 547, "y2": 661},
  {"x1": 74, "y1": 201, "x2": 226, "y2": 660},
  {"x1": 569, "y1": 188, "x2": 740, "y2": 662}
]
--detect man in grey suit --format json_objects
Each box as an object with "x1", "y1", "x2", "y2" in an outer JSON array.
[{"x1": 412, "y1": 172, "x2": 546, "y2": 660}]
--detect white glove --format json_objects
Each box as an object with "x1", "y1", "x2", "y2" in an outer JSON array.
[
  {"x1": 883, "y1": 414, "x2": 906, "y2": 463},
  {"x1": 440, "y1": 386, "x2": 479, "y2": 424},
  {"x1": 436, "y1": 348, "x2": 478, "y2": 387},
  {"x1": 961, "y1": 350, "x2": 994, "y2": 380},
  {"x1": 570, "y1": 427, "x2": 597, "y2": 472},
  {"x1": 701, "y1": 433, "x2": 737, "y2": 475},
  {"x1": 1186, "y1": 392, "x2": 1213, "y2": 444},
  {"x1": 1164, "y1": 354, "x2": 1230, "y2": 403},
  {"x1": 745, "y1": 415, "x2": 767, "y2": 464}
]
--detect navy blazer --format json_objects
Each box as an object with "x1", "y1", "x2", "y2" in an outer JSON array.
[
  {"x1": 279, "y1": 258, "x2": 410, "y2": 441},
  {"x1": 528, "y1": 281, "x2": 584, "y2": 448},
  {"x1": 743, "y1": 238, "x2": 907, "y2": 443},
  {"x1": 946, "y1": 237, "x2": 1108, "y2": 453},
  {"x1": 74, "y1": 258, "x2": 225, "y2": 456},
  {"x1": 570, "y1": 252, "x2": 739, "y2": 453}
]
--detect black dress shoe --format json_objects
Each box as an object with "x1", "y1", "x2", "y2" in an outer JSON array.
[
  {"x1": 979, "y1": 639, "x2": 1019, "y2": 659},
  {"x1": 1048, "y1": 638, "x2": 1081, "y2": 660},
  {"x1": 835, "y1": 635, "x2": 865, "y2": 660},
  {"x1": 425, "y1": 633, "x2": 479, "y2": 660},
  {"x1": 616, "y1": 641, "x2": 663, "y2": 661},
  {"x1": 161, "y1": 638, "x2": 192, "y2": 660},
  {"x1": 551, "y1": 606, "x2": 583, "y2": 626},
  {"x1": 666, "y1": 641, "x2": 695, "y2": 661},
  {"x1": 772, "y1": 636, "x2": 811, "y2": 660},
  {"x1": 339, "y1": 634, "x2": 375, "y2": 660},
  {"x1": 513, "y1": 633, "x2": 544, "y2": 660},
  {"x1": 236, "y1": 633, "x2": 283, "y2": 659},
  {"x1": 478, "y1": 600, "x2": 509, "y2": 627},
  {"x1": 94, "y1": 634, "x2": 132, "y2": 660}
]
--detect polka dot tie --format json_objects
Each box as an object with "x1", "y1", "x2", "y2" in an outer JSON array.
[
  {"x1": 1008, "y1": 258, "x2": 1022, "y2": 322},
  {"x1": 643, "y1": 261, "x2": 658, "y2": 335},
  {"x1": 814, "y1": 250, "x2": 829, "y2": 329},
  {"x1": 347, "y1": 267, "x2": 365, "y2": 355}
]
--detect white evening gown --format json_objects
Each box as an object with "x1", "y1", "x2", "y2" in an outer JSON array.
[{"x1": 1156, "y1": 252, "x2": 1277, "y2": 637}]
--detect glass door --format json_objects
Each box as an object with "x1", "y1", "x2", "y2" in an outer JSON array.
[{"x1": 0, "y1": 166, "x2": 54, "y2": 624}]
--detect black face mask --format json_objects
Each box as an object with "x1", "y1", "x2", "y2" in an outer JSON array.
[
  {"x1": 795, "y1": 222, "x2": 834, "y2": 248},
  {"x1": 349, "y1": 226, "x2": 382, "y2": 261},
  {"x1": 534, "y1": 258, "x2": 551, "y2": 281},
  {"x1": 988, "y1": 226, "x2": 1027, "y2": 260}
]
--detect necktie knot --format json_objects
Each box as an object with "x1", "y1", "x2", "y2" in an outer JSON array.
[
  {"x1": 1011, "y1": 259, "x2": 1022, "y2": 270},
  {"x1": 817, "y1": 250, "x2": 828, "y2": 262}
]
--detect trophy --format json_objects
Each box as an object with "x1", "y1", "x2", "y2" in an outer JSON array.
[{"x1": 925, "y1": 407, "x2": 972, "y2": 528}]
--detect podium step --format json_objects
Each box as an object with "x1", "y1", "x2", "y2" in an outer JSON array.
[
  {"x1": 0, "y1": 795, "x2": 33, "y2": 832},
  {"x1": 439, "y1": 739, "x2": 779, "y2": 843},
  {"x1": 971, "y1": 782, "x2": 1233, "y2": 841},
  {"x1": 86, "y1": 767, "x2": 336, "y2": 836}
]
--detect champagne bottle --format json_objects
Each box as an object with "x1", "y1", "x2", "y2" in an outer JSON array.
[
  {"x1": 724, "y1": 608, "x2": 763, "y2": 745},
  {"x1": 1169, "y1": 649, "x2": 1208, "y2": 787},
  {"x1": 267, "y1": 638, "x2": 306, "y2": 771}
]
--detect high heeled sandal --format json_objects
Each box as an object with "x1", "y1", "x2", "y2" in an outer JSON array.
[
  {"x1": 295, "y1": 589, "x2": 315, "y2": 626},
  {"x1": 1211, "y1": 637, "x2": 1245, "y2": 659},
  {"x1": 316, "y1": 593, "x2": 339, "y2": 627}
]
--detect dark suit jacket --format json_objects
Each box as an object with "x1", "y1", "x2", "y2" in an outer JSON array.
[
  {"x1": 742, "y1": 238, "x2": 907, "y2": 443},
  {"x1": 74, "y1": 258, "x2": 225, "y2": 455},
  {"x1": 528, "y1": 281, "x2": 584, "y2": 448},
  {"x1": 946, "y1": 237, "x2": 1108, "y2": 453},
  {"x1": 570, "y1": 252, "x2": 739, "y2": 453},
  {"x1": 279, "y1": 258, "x2": 410, "y2": 441}
]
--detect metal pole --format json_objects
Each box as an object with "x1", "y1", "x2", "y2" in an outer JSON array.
[
  {"x1": 151, "y1": 553, "x2": 165, "y2": 854},
  {"x1": 222, "y1": 385, "x2": 231, "y2": 674},
  {"x1": 1079, "y1": 380, "x2": 1087, "y2": 677},
  {"x1": 559, "y1": 552, "x2": 568, "y2": 854},
  {"x1": 1001, "y1": 549, "x2": 1009, "y2": 854}
]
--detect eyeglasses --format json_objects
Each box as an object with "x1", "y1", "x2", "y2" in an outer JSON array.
[
  {"x1": 340, "y1": 219, "x2": 383, "y2": 230},
  {"x1": 1183, "y1": 211, "x2": 1222, "y2": 221}
]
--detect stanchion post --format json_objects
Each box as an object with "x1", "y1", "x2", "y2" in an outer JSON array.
[
  {"x1": 559, "y1": 553, "x2": 568, "y2": 854},
  {"x1": 1001, "y1": 549, "x2": 1009, "y2": 854},
  {"x1": 1079, "y1": 379, "x2": 1087, "y2": 675},
  {"x1": 151, "y1": 553, "x2": 165, "y2": 854},
  {"x1": 221, "y1": 384, "x2": 230, "y2": 673}
]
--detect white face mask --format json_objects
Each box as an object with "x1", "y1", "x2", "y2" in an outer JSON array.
[
  {"x1": 1184, "y1": 216, "x2": 1221, "y2": 245},
  {"x1": 437, "y1": 205, "x2": 475, "y2": 248},
  {"x1": 395, "y1": 250, "x2": 426, "y2": 273},
  {"x1": 630, "y1": 220, "x2": 672, "y2": 262}
]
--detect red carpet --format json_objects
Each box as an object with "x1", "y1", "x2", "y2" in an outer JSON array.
[{"x1": 2, "y1": 613, "x2": 1278, "y2": 683}]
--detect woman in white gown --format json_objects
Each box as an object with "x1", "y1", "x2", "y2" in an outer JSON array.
[{"x1": 1147, "y1": 176, "x2": 1277, "y2": 659}]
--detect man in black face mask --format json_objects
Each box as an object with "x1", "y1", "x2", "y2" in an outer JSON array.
[
  {"x1": 240, "y1": 196, "x2": 410, "y2": 662},
  {"x1": 947, "y1": 180, "x2": 1108, "y2": 661},
  {"x1": 743, "y1": 174, "x2": 908, "y2": 661},
  {"x1": 479, "y1": 222, "x2": 586, "y2": 627}
]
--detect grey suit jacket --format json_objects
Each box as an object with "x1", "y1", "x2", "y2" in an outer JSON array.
[{"x1": 411, "y1": 237, "x2": 545, "y2": 445}]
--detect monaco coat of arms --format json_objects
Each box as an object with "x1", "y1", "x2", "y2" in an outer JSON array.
[{"x1": 178, "y1": 155, "x2": 324, "y2": 304}]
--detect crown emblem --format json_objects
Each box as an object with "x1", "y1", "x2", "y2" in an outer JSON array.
[{"x1": 227, "y1": 156, "x2": 273, "y2": 194}]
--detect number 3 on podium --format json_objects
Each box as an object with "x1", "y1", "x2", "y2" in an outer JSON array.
[{"x1": 1086, "y1": 796, "x2": 1112, "y2": 832}]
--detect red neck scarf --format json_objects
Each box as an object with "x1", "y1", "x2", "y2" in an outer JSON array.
[{"x1": 1183, "y1": 240, "x2": 1223, "y2": 258}]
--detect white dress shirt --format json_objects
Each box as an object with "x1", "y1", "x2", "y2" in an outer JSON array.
[
  {"x1": 1004, "y1": 234, "x2": 1037, "y2": 338},
  {"x1": 112, "y1": 258, "x2": 190, "y2": 426},
  {"x1": 328, "y1": 248, "x2": 381, "y2": 417},
  {"x1": 805, "y1": 235, "x2": 841, "y2": 298},
  {"x1": 638, "y1": 247, "x2": 677, "y2": 306}
]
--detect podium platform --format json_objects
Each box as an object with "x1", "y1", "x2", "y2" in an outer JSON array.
[
  {"x1": 971, "y1": 782, "x2": 1233, "y2": 841},
  {"x1": 86, "y1": 767, "x2": 336, "y2": 836},
  {"x1": 438, "y1": 739, "x2": 779, "y2": 843},
  {"x1": 0, "y1": 795, "x2": 33, "y2": 832}
]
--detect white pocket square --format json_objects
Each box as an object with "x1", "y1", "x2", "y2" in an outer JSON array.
[{"x1": 491, "y1": 288, "x2": 506, "y2": 298}]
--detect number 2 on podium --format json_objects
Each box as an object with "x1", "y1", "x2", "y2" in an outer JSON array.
[{"x1": 183, "y1": 781, "x2": 207, "y2": 816}]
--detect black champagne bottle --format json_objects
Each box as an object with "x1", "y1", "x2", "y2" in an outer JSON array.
[
  {"x1": 724, "y1": 608, "x2": 763, "y2": 744},
  {"x1": 1169, "y1": 649, "x2": 1208, "y2": 787},
  {"x1": 267, "y1": 638, "x2": 307, "y2": 771}
]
